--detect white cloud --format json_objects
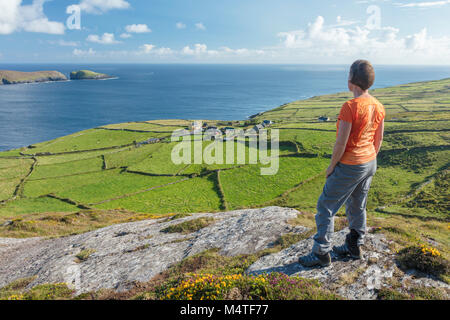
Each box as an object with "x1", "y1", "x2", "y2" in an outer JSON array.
[
  {"x1": 0, "y1": 0, "x2": 65, "y2": 35},
  {"x1": 125, "y1": 24, "x2": 151, "y2": 33},
  {"x1": 120, "y1": 33, "x2": 132, "y2": 39},
  {"x1": 78, "y1": 0, "x2": 130, "y2": 14},
  {"x1": 334, "y1": 16, "x2": 359, "y2": 27},
  {"x1": 396, "y1": 0, "x2": 450, "y2": 7},
  {"x1": 155, "y1": 47, "x2": 173, "y2": 55},
  {"x1": 73, "y1": 48, "x2": 96, "y2": 56},
  {"x1": 220, "y1": 47, "x2": 265, "y2": 56},
  {"x1": 276, "y1": 16, "x2": 450, "y2": 64},
  {"x1": 141, "y1": 45, "x2": 173, "y2": 55},
  {"x1": 176, "y1": 22, "x2": 186, "y2": 29},
  {"x1": 87, "y1": 33, "x2": 120, "y2": 44},
  {"x1": 182, "y1": 44, "x2": 208, "y2": 55},
  {"x1": 181, "y1": 46, "x2": 194, "y2": 55},
  {"x1": 405, "y1": 28, "x2": 428, "y2": 50},
  {"x1": 181, "y1": 44, "x2": 264, "y2": 58},
  {"x1": 66, "y1": 43, "x2": 267, "y2": 62},
  {"x1": 140, "y1": 44, "x2": 155, "y2": 53},
  {"x1": 48, "y1": 39, "x2": 80, "y2": 47},
  {"x1": 195, "y1": 22, "x2": 206, "y2": 30}
]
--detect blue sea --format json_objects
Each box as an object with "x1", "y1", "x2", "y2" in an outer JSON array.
[{"x1": 1, "y1": 64, "x2": 450, "y2": 152}]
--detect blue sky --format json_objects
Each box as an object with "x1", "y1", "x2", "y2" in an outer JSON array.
[{"x1": 0, "y1": 0, "x2": 449, "y2": 64}]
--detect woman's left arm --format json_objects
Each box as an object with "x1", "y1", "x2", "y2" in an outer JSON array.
[{"x1": 326, "y1": 120, "x2": 352, "y2": 177}]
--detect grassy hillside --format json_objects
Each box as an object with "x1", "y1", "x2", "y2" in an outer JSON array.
[
  {"x1": 70, "y1": 70, "x2": 112, "y2": 80},
  {"x1": 0, "y1": 70, "x2": 67, "y2": 85},
  {"x1": 0, "y1": 78, "x2": 448, "y2": 263}
]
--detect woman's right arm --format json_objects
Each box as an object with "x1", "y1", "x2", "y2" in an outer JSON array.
[{"x1": 374, "y1": 120, "x2": 384, "y2": 155}]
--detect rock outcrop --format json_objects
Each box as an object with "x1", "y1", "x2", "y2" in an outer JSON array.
[
  {"x1": 0, "y1": 206, "x2": 447, "y2": 299},
  {"x1": 0, "y1": 70, "x2": 67, "y2": 85},
  {"x1": 247, "y1": 229, "x2": 450, "y2": 300},
  {"x1": 0, "y1": 207, "x2": 304, "y2": 294},
  {"x1": 247, "y1": 228, "x2": 448, "y2": 299}
]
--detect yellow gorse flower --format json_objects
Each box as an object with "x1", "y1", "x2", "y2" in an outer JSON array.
[
  {"x1": 165, "y1": 273, "x2": 260, "y2": 300},
  {"x1": 419, "y1": 244, "x2": 441, "y2": 257}
]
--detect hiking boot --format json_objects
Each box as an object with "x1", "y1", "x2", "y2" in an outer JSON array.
[
  {"x1": 298, "y1": 251, "x2": 331, "y2": 267},
  {"x1": 333, "y1": 229, "x2": 363, "y2": 259}
]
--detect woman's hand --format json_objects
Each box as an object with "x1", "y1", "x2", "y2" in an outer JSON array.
[{"x1": 326, "y1": 165, "x2": 336, "y2": 178}]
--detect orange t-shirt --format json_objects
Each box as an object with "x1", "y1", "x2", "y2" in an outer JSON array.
[{"x1": 337, "y1": 96, "x2": 385, "y2": 165}]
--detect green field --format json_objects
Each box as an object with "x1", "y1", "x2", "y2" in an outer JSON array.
[{"x1": 0, "y1": 78, "x2": 448, "y2": 264}]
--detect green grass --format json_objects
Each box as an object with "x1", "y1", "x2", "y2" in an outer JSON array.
[
  {"x1": 24, "y1": 169, "x2": 182, "y2": 204},
  {"x1": 57, "y1": 173, "x2": 181, "y2": 204},
  {"x1": 75, "y1": 249, "x2": 97, "y2": 262},
  {"x1": 95, "y1": 175, "x2": 222, "y2": 214},
  {"x1": 0, "y1": 162, "x2": 32, "y2": 180},
  {"x1": 278, "y1": 129, "x2": 336, "y2": 154},
  {"x1": 0, "y1": 178, "x2": 21, "y2": 201},
  {"x1": 24, "y1": 169, "x2": 120, "y2": 198},
  {"x1": 27, "y1": 129, "x2": 164, "y2": 154},
  {"x1": 30, "y1": 157, "x2": 104, "y2": 180},
  {"x1": 70, "y1": 70, "x2": 109, "y2": 80},
  {"x1": 0, "y1": 209, "x2": 169, "y2": 238},
  {"x1": 35, "y1": 149, "x2": 118, "y2": 166},
  {"x1": 101, "y1": 122, "x2": 186, "y2": 132},
  {"x1": 161, "y1": 217, "x2": 216, "y2": 234},
  {"x1": 383, "y1": 132, "x2": 449, "y2": 150},
  {"x1": 0, "y1": 158, "x2": 33, "y2": 169},
  {"x1": 0, "y1": 197, "x2": 78, "y2": 217},
  {"x1": 128, "y1": 142, "x2": 190, "y2": 175},
  {"x1": 0, "y1": 70, "x2": 66, "y2": 84},
  {"x1": 0, "y1": 277, "x2": 74, "y2": 300},
  {"x1": 220, "y1": 156, "x2": 329, "y2": 209},
  {"x1": 280, "y1": 174, "x2": 326, "y2": 210},
  {"x1": 103, "y1": 143, "x2": 162, "y2": 169},
  {"x1": 0, "y1": 150, "x2": 24, "y2": 157}
]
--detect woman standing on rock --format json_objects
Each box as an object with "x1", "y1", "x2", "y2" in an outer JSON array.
[{"x1": 299, "y1": 60, "x2": 385, "y2": 267}]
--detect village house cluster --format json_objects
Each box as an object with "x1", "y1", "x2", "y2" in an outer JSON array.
[{"x1": 189, "y1": 120, "x2": 274, "y2": 140}]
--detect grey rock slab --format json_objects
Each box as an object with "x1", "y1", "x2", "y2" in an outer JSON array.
[
  {"x1": 247, "y1": 228, "x2": 449, "y2": 300},
  {"x1": 0, "y1": 206, "x2": 303, "y2": 294}
]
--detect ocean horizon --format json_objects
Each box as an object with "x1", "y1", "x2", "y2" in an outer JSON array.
[{"x1": 1, "y1": 63, "x2": 450, "y2": 152}]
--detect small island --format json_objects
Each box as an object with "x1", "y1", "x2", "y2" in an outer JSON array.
[
  {"x1": 0, "y1": 70, "x2": 67, "y2": 85},
  {"x1": 70, "y1": 70, "x2": 114, "y2": 80}
]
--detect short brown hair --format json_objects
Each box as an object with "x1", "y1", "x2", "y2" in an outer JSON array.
[{"x1": 349, "y1": 60, "x2": 375, "y2": 91}]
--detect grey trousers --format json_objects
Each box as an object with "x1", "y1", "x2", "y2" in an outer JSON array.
[{"x1": 312, "y1": 159, "x2": 377, "y2": 255}]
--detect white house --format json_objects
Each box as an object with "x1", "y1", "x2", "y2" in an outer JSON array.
[{"x1": 190, "y1": 121, "x2": 203, "y2": 131}]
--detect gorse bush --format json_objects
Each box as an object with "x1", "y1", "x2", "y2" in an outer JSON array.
[
  {"x1": 164, "y1": 273, "x2": 249, "y2": 300},
  {"x1": 396, "y1": 245, "x2": 449, "y2": 281},
  {"x1": 161, "y1": 272, "x2": 340, "y2": 300}
]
